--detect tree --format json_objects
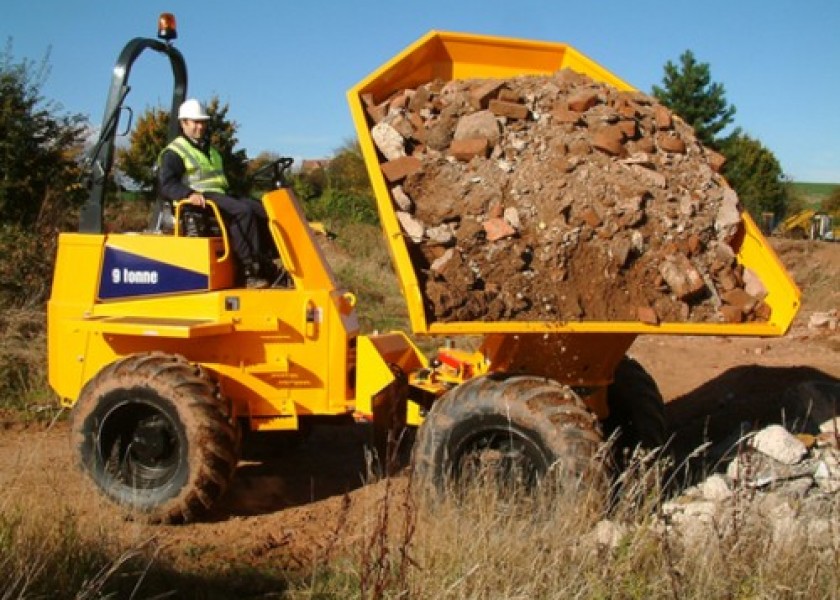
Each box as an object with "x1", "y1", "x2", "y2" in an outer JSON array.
[
  {"x1": 116, "y1": 106, "x2": 168, "y2": 198},
  {"x1": 0, "y1": 41, "x2": 87, "y2": 306},
  {"x1": 652, "y1": 50, "x2": 736, "y2": 148},
  {"x1": 0, "y1": 40, "x2": 87, "y2": 227},
  {"x1": 326, "y1": 139, "x2": 372, "y2": 199},
  {"x1": 719, "y1": 130, "x2": 790, "y2": 221},
  {"x1": 116, "y1": 96, "x2": 249, "y2": 198},
  {"x1": 821, "y1": 187, "x2": 840, "y2": 214}
]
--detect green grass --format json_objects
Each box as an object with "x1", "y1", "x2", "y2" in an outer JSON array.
[{"x1": 791, "y1": 182, "x2": 839, "y2": 207}]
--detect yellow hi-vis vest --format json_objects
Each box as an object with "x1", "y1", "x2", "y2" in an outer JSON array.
[{"x1": 163, "y1": 136, "x2": 229, "y2": 194}]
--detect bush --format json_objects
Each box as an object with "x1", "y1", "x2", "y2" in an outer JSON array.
[{"x1": 304, "y1": 188, "x2": 378, "y2": 226}]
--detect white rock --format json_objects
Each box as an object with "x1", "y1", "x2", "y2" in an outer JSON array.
[
  {"x1": 808, "y1": 311, "x2": 839, "y2": 330},
  {"x1": 371, "y1": 122, "x2": 406, "y2": 161},
  {"x1": 430, "y1": 248, "x2": 455, "y2": 273},
  {"x1": 819, "y1": 417, "x2": 840, "y2": 434},
  {"x1": 750, "y1": 424, "x2": 808, "y2": 465},
  {"x1": 426, "y1": 223, "x2": 454, "y2": 245},
  {"x1": 589, "y1": 519, "x2": 627, "y2": 550},
  {"x1": 743, "y1": 268, "x2": 768, "y2": 300},
  {"x1": 503, "y1": 207, "x2": 521, "y2": 230},
  {"x1": 699, "y1": 474, "x2": 732, "y2": 501},
  {"x1": 391, "y1": 185, "x2": 413, "y2": 212},
  {"x1": 672, "y1": 500, "x2": 718, "y2": 525},
  {"x1": 814, "y1": 460, "x2": 840, "y2": 493},
  {"x1": 396, "y1": 211, "x2": 425, "y2": 243},
  {"x1": 714, "y1": 187, "x2": 741, "y2": 241}
]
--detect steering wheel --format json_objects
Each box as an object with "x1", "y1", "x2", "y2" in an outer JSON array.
[{"x1": 252, "y1": 157, "x2": 294, "y2": 190}]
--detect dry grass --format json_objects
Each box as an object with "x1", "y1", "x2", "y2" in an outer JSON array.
[
  {"x1": 0, "y1": 433, "x2": 837, "y2": 598},
  {"x1": 295, "y1": 450, "x2": 839, "y2": 599},
  {"x1": 0, "y1": 308, "x2": 55, "y2": 419},
  {"x1": 321, "y1": 222, "x2": 410, "y2": 334}
]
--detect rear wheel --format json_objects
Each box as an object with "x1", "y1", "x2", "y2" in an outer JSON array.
[
  {"x1": 604, "y1": 356, "x2": 667, "y2": 464},
  {"x1": 412, "y1": 374, "x2": 605, "y2": 497},
  {"x1": 71, "y1": 352, "x2": 239, "y2": 524}
]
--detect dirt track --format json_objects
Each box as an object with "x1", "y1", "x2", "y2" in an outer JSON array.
[{"x1": 0, "y1": 239, "x2": 838, "y2": 576}]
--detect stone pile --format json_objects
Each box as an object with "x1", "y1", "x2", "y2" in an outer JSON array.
[
  {"x1": 591, "y1": 420, "x2": 840, "y2": 551},
  {"x1": 363, "y1": 70, "x2": 772, "y2": 323}
]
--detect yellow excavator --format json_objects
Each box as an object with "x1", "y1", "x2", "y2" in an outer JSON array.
[{"x1": 47, "y1": 14, "x2": 801, "y2": 523}]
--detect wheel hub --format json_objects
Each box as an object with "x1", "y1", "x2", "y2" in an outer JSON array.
[{"x1": 131, "y1": 415, "x2": 174, "y2": 462}]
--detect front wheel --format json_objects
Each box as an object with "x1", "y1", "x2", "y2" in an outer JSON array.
[
  {"x1": 71, "y1": 352, "x2": 239, "y2": 524},
  {"x1": 412, "y1": 375, "x2": 606, "y2": 497}
]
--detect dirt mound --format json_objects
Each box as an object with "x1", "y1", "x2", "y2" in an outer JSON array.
[{"x1": 365, "y1": 70, "x2": 769, "y2": 324}]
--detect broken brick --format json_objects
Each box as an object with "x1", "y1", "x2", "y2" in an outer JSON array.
[
  {"x1": 448, "y1": 138, "x2": 489, "y2": 161},
  {"x1": 380, "y1": 155, "x2": 422, "y2": 183},
  {"x1": 489, "y1": 99, "x2": 529, "y2": 120},
  {"x1": 483, "y1": 217, "x2": 517, "y2": 241}
]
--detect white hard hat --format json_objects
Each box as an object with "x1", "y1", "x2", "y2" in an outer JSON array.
[{"x1": 178, "y1": 99, "x2": 210, "y2": 121}]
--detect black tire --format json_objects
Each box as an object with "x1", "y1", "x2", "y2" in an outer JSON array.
[
  {"x1": 71, "y1": 352, "x2": 239, "y2": 524},
  {"x1": 412, "y1": 374, "x2": 605, "y2": 496},
  {"x1": 604, "y1": 356, "x2": 667, "y2": 463}
]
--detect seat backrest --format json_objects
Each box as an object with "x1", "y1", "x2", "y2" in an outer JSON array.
[
  {"x1": 147, "y1": 199, "x2": 221, "y2": 238},
  {"x1": 147, "y1": 198, "x2": 175, "y2": 234}
]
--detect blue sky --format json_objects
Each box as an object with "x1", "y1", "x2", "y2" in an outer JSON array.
[{"x1": 4, "y1": 0, "x2": 840, "y2": 182}]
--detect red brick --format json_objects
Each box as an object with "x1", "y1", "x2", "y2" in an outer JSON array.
[
  {"x1": 579, "y1": 207, "x2": 602, "y2": 229},
  {"x1": 408, "y1": 111, "x2": 427, "y2": 142},
  {"x1": 592, "y1": 126, "x2": 625, "y2": 156},
  {"x1": 687, "y1": 233, "x2": 702, "y2": 256},
  {"x1": 722, "y1": 288, "x2": 757, "y2": 313},
  {"x1": 552, "y1": 107, "x2": 583, "y2": 125},
  {"x1": 483, "y1": 217, "x2": 516, "y2": 241},
  {"x1": 568, "y1": 90, "x2": 599, "y2": 112},
  {"x1": 380, "y1": 155, "x2": 422, "y2": 183},
  {"x1": 469, "y1": 81, "x2": 504, "y2": 109},
  {"x1": 616, "y1": 101, "x2": 639, "y2": 119},
  {"x1": 489, "y1": 99, "x2": 529, "y2": 120},
  {"x1": 637, "y1": 306, "x2": 659, "y2": 325},
  {"x1": 753, "y1": 301, "x2": 772, "y2": 321},
  {"x1": 719, "y1": 305, "x2": 743, "y2": 323},
  {"x1": 365, "y1": 103, "x2": 388, "y2": 124},
  {"x1": 633, "y1": 135, "x2": 656, "y2": 154},
  {"x1": 657, "y1": 133, "x2": 686, "y2": 154},
  {"x1": 706, "y1": 149, "x2": 726, "y2": 173},
  {"x1": 448, "y1": 138, "x2": 489, "y2": 161},
  {"x1": 617, "y1": 119, "x2": 638, "y2": 140},
  {"x1": 498, "y1": 88, "x2": 521, "y2": 103},
  {"x1": 389, "y1": 91, "x2": 411, "y2": 111},
  {"x1": 654, "y1": 105, "x2": 672, "y2": 129}
]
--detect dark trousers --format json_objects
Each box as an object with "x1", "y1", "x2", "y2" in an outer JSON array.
[{"x1": 205, "y1": 193, "x2": 271, "y2": 274}]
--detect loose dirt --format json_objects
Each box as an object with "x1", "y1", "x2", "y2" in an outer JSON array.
[
  {"x1": 366, "y1": 71, "x2": 762, "y2": 325},
  {"x1": 0, "y1": 239, "x2": 838, "y2": 578}
]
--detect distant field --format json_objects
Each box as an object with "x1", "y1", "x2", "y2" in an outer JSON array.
[{"x1": 792, "y1": 182, "x2": 839, "y2": 206}]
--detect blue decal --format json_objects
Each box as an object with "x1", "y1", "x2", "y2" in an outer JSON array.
[{"x1": 99, "y1": 246, "x2": 208, "y2": 299}]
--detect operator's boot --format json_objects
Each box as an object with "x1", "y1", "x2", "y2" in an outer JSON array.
[
  {"x1": 243, "y1": 262, "x2": 270, "y2": 289},
  {"x1": 261, "y1": 257, "x2": 291, "y2": 288}
]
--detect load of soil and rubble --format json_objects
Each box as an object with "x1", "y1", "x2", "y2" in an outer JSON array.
[{"x1": 362, "y1": 69, "x2": 770, "y2": 324}]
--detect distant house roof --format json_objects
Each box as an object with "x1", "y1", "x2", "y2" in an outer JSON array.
[{"x1": 301, "y1": 159, "x2": 331, "y2": 172}]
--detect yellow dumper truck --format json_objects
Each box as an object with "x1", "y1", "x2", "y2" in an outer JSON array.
[{"x1": 48, "y1": 17, "x2": 800, "y2": 522}]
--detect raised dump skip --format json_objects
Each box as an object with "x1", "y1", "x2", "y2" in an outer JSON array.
[{"x1": 347, "y1": 31, "x2": 800, "y2": 337}]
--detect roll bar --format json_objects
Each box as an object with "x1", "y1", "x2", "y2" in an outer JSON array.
[{"x1": 79, "y1": 36, "x2": 187, "y2": 233}]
